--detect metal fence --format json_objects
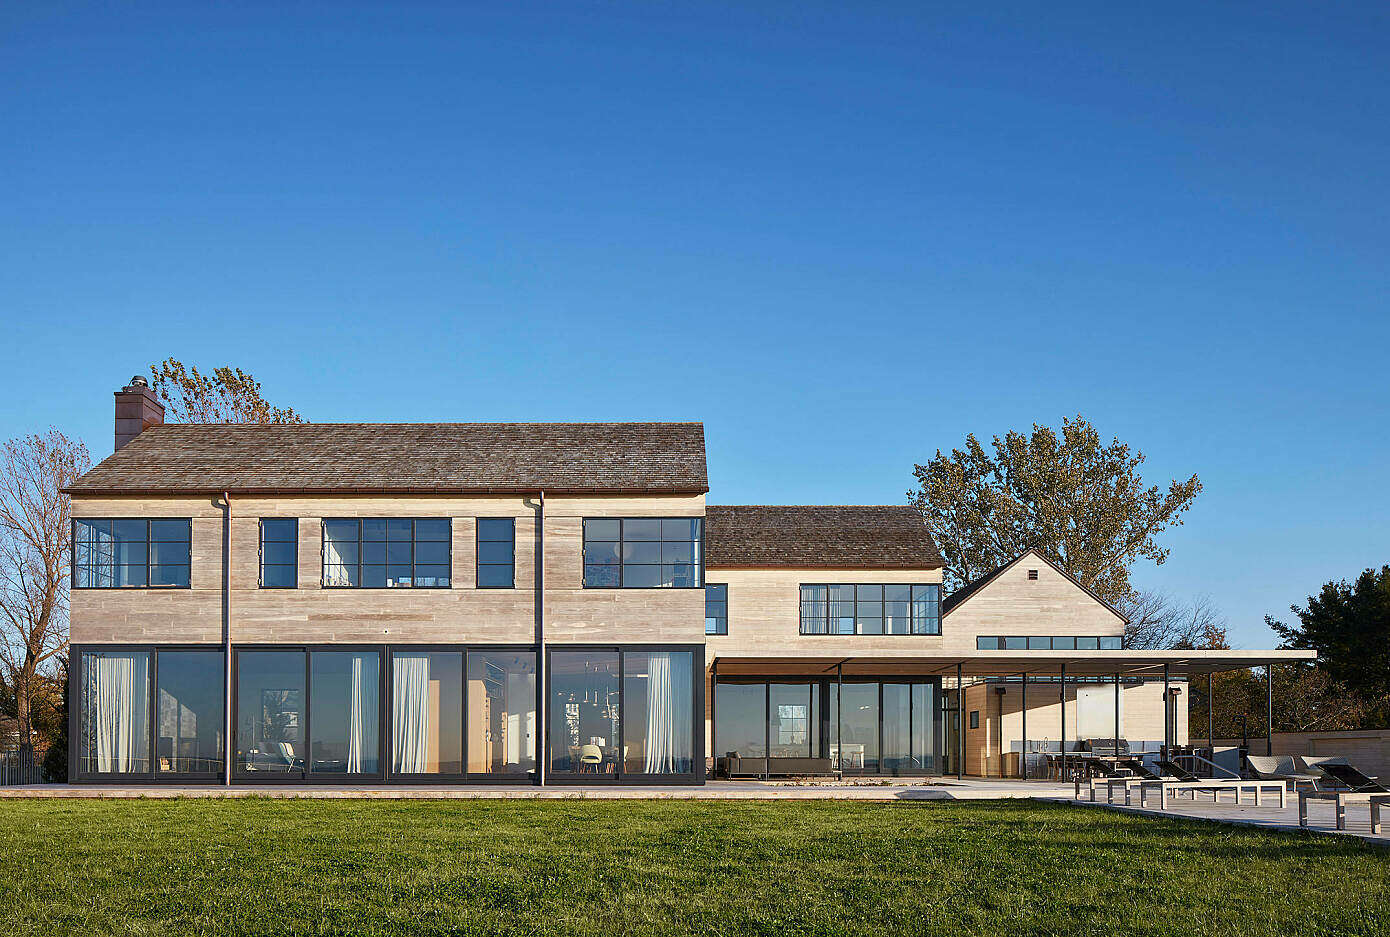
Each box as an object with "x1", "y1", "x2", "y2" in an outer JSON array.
[{"x1": 0, "y1": 748, "x2": 46, "y2": 785}]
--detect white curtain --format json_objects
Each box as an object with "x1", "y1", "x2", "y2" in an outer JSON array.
[
  {"x1": 345, "y1": 653, "x2": 379, "y2": 774},
  {"x1": 393, "y1": 654, "x2": 431, "y2": 773},
  {"x1": 643, "y1": 652, "x2": 692, "y2": 774},
  {"x1": 89, "y1": 652, "x2": 149, "y2": 773}
]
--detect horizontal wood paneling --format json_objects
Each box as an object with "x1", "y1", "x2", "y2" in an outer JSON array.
[
  {"x1": 706, "y1": 567, "x2": 945, "y2": 660},
  {"x1": 941, "y1": 559, "x2": 1125, "y2": 652}
]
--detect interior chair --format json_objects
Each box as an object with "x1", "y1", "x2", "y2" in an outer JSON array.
[{"x1": 580, "y1": 744, "x2": 603, "y2": 774}]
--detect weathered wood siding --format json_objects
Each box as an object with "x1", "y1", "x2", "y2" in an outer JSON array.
[{"x1": 70, "y1": 493, "x2": 705, "y2": 646}]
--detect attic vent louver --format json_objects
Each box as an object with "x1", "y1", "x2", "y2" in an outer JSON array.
[{"x1": 1027, "y1": 569, "x2": 1039, "y2": 580}]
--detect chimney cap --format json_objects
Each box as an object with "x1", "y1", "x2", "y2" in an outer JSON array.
[{"x1": 127, "y1": 375, "x2": 149, "y2": 388}]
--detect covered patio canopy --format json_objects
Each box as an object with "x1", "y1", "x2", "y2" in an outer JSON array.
[{"x1": 709, "y1": 648, "x2": 1317, "y2": 678}]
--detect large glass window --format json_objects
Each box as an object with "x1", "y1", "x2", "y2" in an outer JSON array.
[
  {"x1": 322, "y1": 518, "x2": 451, "y2": 588},
  {"x1": 549, "y1": 650, "x2": 621, "y2": 774},
  {"x1": 582, "y1": 518, "x2": 704, "y2": 589},
  {"x1": 832, "y1": 683, "x2": 879, "y2": 772},
  {"x1": 622, "y1": 650, "x2": 694, "y2": 775},
  {"x1": 235, "y1": 650, "x2": 305, "y2": 775},
  {"x1": 73, "y1": 519, "x2": 190, "y2": 588},
  {"x1": 467, "y1": 651, "x2": 536, "y2": 775},
  {"x1": 881, "y1": 683, "x2": 912, "y2": 773},
  {"x1": 704, "y1": 583, "x2": 728, "y2": 635},
  {"x1": 975, "y1": 635, "x2": 1124, "y2": 650},
  {"x1": 911, "y1": 683, "x2": 940, "y2": 773},
  {"x1": 800, "y1": 584, "x2": 939, "y2": 635},
  {"x1": 713, "y1": 683, "x2": 766, "y2": 760},
  {"x1": 259, "y1": 519, "x2": 298, "y2": 589},
  {"x1": 79, "y1": 649, "x2": 151, "y2": 774},
  {"x1": 310, "y1": 651, "x2": 381, "y2": 775},
  {"x1": 475, "y1": 518, "x2": 515, "y2": 589},
  {"x1": 391, "y1": 651, "x2": 463, "y2": 775},
  {"x1": 769, "y1": 683, "x2": 816, "y2": 758},
  {"x1": 156, "y1": 650, "x2": 223, "y2": 774}
]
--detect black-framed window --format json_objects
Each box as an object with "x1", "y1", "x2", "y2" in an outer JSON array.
[
  {"x1": 969, "y1": 710, "x2": 980, "y2": 729},
  {"x1": 547, "y1": 645, "x2": 701, "y2": 780},
  {"x1": 705, "y1": 583, "x2": 728, "y2": 635},
  {"x1": 74, "y1": 645, "x2": 224, "y2": 780},
  {"x1": 975, "y1": 635, "x2": 1124, "y2": 650},
  {"x1": 582, "y1": 518, "x2": 704, "y2": 589},
  {"x1": 322, "y1": 518, "x2": 451, "y2": 588},
  {"x1": 798, "y1": 583, "x2": 940, "y2": 634},
  {"x1": 259, "y1": 519, "x2": 298, "y2": 589},
  {"x1": 73, "y1": 518, "x2": 191, "y2": 588},
  {"x1": 476, "y1": 518, "x2": 515, "y2": 589}
]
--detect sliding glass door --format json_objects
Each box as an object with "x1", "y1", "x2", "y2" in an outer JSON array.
[
  {"x1": 75, "y1": 645, "x2": 226, "y2": 782},
  {"x1": 547, "y1": 646, "x2": 702, "y2": 783},
  {"x1": 234, "y1": 647, "x2": 384, "y2": 781}
]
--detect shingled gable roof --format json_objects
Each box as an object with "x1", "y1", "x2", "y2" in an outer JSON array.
[
  {"x1": 704, "y1": 505, "x2": 943, "y2": 569},
  {"x1": 941, "y1": 548, "x2": 1128, "y2": 622},
  {"x1": 66, "y1": 422, "x2": 708, "y2": 495}
]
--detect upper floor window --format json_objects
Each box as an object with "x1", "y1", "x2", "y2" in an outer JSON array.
[
  {"x1": 975, "y1": 635, "x2": 1123, "y2": 650},
  {"x1": 799, "y1": 583, "x2": 940, "y2": 635},
  {"x1": 322, "y1": 518, "x2": 450, "y2": 589},
  {"x1": 476, "y1": 518, "x2": 515, "y2": 588},
  {"x1": 705, "y1": 583, "x2": 728, "y2": 635},
  {"x1": 73, "y1": 518, "x2": 191, "y2": 588},
  {"x1": 582, "y1": 518, "x2": 704, "y2": 589},
  {"x1": 259, "y1": 518, "x2": 298, "y2": 588}
]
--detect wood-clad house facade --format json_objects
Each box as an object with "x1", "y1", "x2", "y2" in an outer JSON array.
[{"x1": 65, "y1": 378, "x2": 1312, "y2": 786}]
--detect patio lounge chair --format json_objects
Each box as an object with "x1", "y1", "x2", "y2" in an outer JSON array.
[
  {"x1": 1245, "y1": 755, "x2": 1323, "y2": 791},
  {"x1": 1314, "y1": 760, "x2": 1387, "y2": 793},
  {"x1": 1296, "y1": 763, "x2": 1389, "y2": 833}
]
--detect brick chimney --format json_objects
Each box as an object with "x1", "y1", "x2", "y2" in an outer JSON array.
[{"x1": 114, "y1": 375, "x2": 165, "y2": 451}]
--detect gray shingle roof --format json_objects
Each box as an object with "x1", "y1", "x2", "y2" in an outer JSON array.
[
  {"x1": 67, "y1": 423, "x2": 708, "y2": 494},
  {"x1": 705, "y1": 505, "x2": 942, "y2": 569}
]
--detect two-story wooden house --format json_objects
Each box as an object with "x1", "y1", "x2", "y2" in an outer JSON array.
[{"x1": 66, "y1": 377, "x2": 1313, "y2": 786}]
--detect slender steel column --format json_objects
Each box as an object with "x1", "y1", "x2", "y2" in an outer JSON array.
[
  {"x1": 709, "y1": 659, "x2": 718, "y2": 780},
  {"x1": 1020, "y1": 674, "x2": 1027, "y2": 780},
  {"x1": 1207, "y1": 671, "x2": 1214, "y2": 752},
  {"x1": 836, "y1": 663, "x2": 843, "y2": 780},
  {"x1": 1059, "y1": 663, "x2": 1066, "y2": 781},
  {"x1": 956, "y1": 663, "x2": 964, "y2": 779},
  {"x1": 1162, "y1": 664, "x2": 1170, "y2": 761},
  {"x1": 1266, "y1": 665, "x2": 1274, "y2": 757},
  {"x1": 1114, "y1": 672, "x2": 1121, "y2": 751}
]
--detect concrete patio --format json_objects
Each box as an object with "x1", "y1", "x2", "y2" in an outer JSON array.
[{"x1": 0, "y1": 777, "x2": 1071, "y2": 800}]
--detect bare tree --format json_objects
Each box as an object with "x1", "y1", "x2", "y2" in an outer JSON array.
[
  {"x1": 1120, "y1": 590, "x2": 1228, "y2": 650},
  {"x1": 149, "y1": 358, "x2": 305, "y2": 424},
  {"x1": 0, "y1": 430, "x2": 89, "y2": 768}
]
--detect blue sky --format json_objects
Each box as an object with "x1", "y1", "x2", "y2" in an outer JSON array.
[{"x1": 2, "y1": 2, "x2": 1386, "y2": 647}]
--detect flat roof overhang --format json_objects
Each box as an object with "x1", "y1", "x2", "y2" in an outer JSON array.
[{"x1": 709, "y1": 649, "x2": 1318, "y2": 678}]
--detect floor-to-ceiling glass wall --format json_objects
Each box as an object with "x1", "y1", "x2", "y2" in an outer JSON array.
[
  {"x1": 390, "y1": 650, "x2": 464, "y2": 776},
  {"x1": 235, "y1": 650, "x2": 306, "y2": 777},
  {"x1": 623, "y1": 650, "x2": 695, "y2": 776},
  {"x1": 714, "y1": 677, "x2": 941, "y2": 778},
  {"x1": 75, "y1": 646, "x2": 229, "y2": 781},
  {"x1": 79, "y1": 648, "x2": 151, "y2": 777},
  {"x1": 547, "y1": 647, "x2": 701, "y2": 782},
  {"x1": 832, "y1": 683, "x2": 880, "y2": 773},
  {"x1": 155, "y1": 649, "x2": 223, "y2": 776},
  {"x1": 309, "y1": 650, "x2": 382, "y2": 776},
  {"x1": 467, "y1": 650, "x2": 536, "y2": 778}
]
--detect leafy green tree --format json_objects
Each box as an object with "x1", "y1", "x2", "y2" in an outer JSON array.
[
  {"x1": 1268, "y1": 566, "x2": 1390, "y2": 724},
  {"x1": 909, "y1": 415, "x2": 1201, "y2": 602},
  {"x1": 149, "y1": 359, "x2": 305, "y2": 424}
]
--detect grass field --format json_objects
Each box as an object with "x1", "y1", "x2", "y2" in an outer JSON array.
[{"x1": 1, "y1": 798, "x2": 1387, "y2": 936}]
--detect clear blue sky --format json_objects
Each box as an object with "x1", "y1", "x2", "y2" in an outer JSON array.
[{"x1": 2, "y1": 2, "x2": 1386, "y2": 648}]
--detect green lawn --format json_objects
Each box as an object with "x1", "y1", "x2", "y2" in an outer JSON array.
[{"x1": 1, "y1": 798, "x2": 1387, "y2": 936}]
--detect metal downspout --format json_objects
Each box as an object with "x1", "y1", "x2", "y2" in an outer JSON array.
[
  {"x1": 222, "y1": 491, "x2": 232, "y2": 786},
  {"x1": 536, "y1": 489, "x2": 545, "y2": 786}
]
